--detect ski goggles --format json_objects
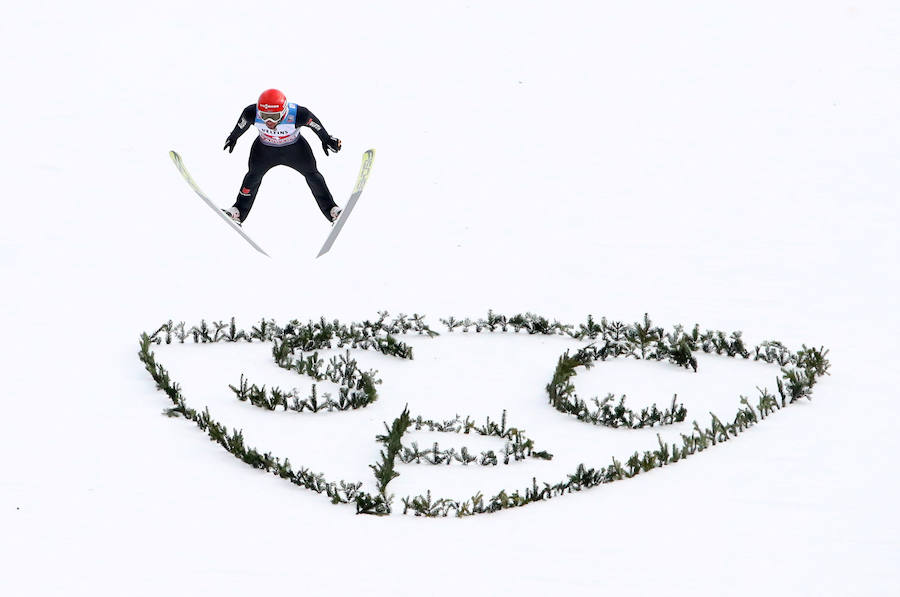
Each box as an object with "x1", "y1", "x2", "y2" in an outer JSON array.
[{"x1": 259, "y1": 108, "x2": 286, "y2": 122}]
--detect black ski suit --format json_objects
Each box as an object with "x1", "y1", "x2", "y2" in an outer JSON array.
[{"x1": 226, "y1": 104, "x2": 338, "y2": 222}]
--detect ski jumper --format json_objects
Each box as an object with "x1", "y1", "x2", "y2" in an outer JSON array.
[{"x1": 227, "y1": 103, "x2": 337, "y2": 222}]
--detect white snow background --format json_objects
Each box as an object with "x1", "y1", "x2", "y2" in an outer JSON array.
[{"x1": 2, "y1": 1, "x2": 899, "y2": 595}]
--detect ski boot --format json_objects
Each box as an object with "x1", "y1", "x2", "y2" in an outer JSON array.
[{"x1": 222, "y1": 206, "x2": 242, "y2": 226}]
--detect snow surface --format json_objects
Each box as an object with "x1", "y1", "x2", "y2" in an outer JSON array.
[{"x1": 3, "y1": 1, "x2": 899, "y2": 595}]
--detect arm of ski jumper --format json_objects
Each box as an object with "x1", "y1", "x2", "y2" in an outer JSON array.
[
  {"x1": 228, "y1": 104, "x2": 257, "y2": 140},
  {"x1": 297, "y1": 107, "x2": 332, "y2": 143}
]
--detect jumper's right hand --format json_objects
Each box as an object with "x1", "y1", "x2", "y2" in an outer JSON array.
[{"x1": 224, "y1": 136, "x2": 236, "y2": 153}]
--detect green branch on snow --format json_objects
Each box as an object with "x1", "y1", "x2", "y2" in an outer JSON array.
[{"x1": 138, "y1": 312, "x2": 830, "y2": 518}]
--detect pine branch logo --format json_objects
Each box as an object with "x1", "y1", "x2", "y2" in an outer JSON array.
[{"x1": 138, "y1": 312, "x2": 830, "y2": 517}]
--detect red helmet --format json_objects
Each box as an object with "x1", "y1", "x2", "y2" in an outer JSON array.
[{"x1": 257, "y1": 89, "x2": 288, "y2": 123}]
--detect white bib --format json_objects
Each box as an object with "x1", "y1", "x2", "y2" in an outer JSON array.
[{"x1": 254, "y1": 103, "x2": 303, "y2": 147}]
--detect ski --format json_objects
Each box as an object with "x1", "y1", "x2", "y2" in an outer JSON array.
[
  {"x1": 168, "y1": 150, "x2": 270, "y2": 257},
  {"x1": 317, "y1": 149, "x2": 376, "y2": 258}
]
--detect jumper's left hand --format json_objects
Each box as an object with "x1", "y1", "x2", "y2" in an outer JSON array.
[{"x1": 323, "y1": 136, "x2": 341, "y2": 155}]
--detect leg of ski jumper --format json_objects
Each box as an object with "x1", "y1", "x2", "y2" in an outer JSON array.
[
  {"x1": 233, "y1": 139, "x2": 278, "y2": 222},
  {"x1": 304, "y1": 171, "x2": 338, "y2": 221},
  {"x1": 288, "y1": 139, "x2": 337, "y2": 221}
]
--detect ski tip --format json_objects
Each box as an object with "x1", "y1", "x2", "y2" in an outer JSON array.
[{"x1": 169, "y1": 150, "x2": 180, "y2": 163}]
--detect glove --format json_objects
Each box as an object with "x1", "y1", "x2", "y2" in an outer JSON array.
[
  {"x1": 224, "y1": 135, "x2": 237, "y2": 153},
  {"x1": 322, "y1": 136, "x2": 341, "y2": 155}
]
